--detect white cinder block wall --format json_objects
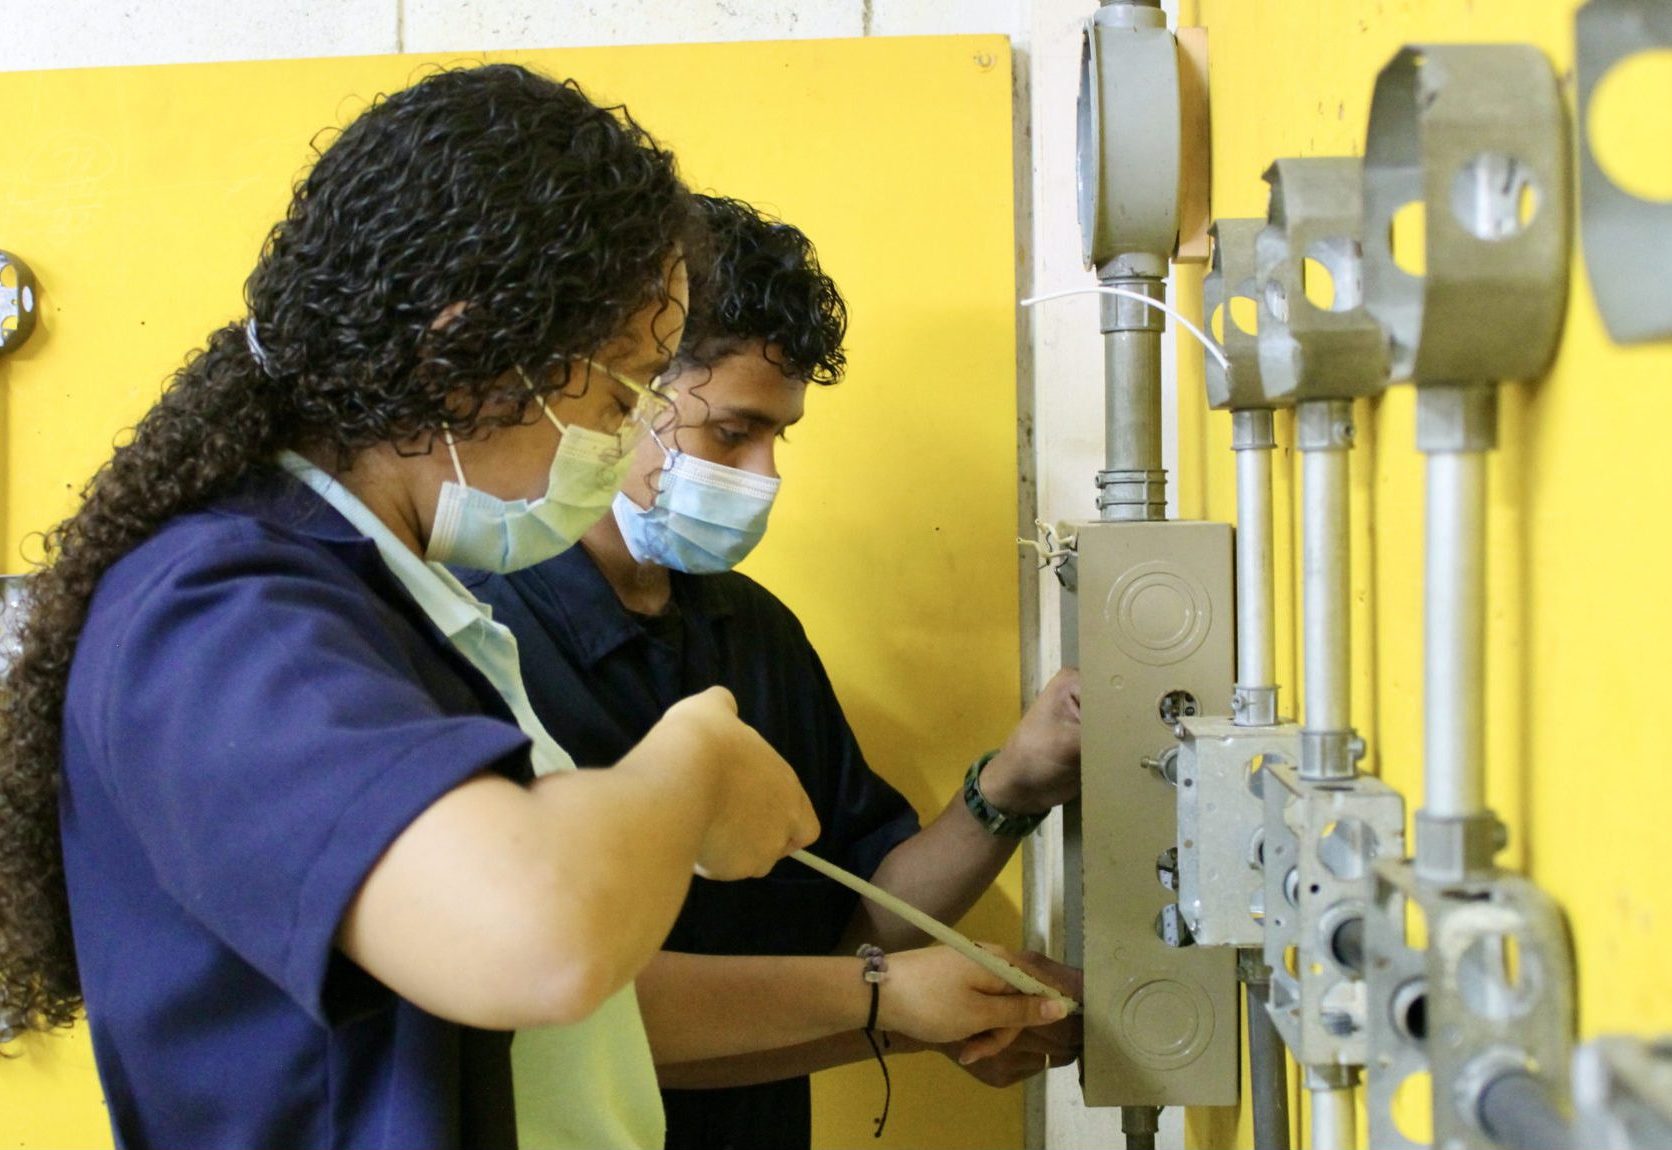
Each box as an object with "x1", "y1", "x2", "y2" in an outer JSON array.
[{"x1": 0, "y1": 4, "x2": 1185, "y2": 1148}]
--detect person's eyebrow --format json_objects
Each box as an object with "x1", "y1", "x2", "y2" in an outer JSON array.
[{"x1": 706, "y1": 405, "x2": 802, "y2": 428}]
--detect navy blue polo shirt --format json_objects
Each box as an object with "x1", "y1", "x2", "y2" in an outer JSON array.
[
  {"x1": 60, "y1": 469, "x2": 534, "y2": 1150},
  {"x1": 467, "y1": 547, "x2": 921, "y2": 1150}
]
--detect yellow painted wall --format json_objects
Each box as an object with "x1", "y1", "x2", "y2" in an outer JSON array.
[
  {"x1": 1168, "y1": 2, "x2": 1672, "y2": 1146},
  {"x1": 0, "y1": 38, "x2": 1023, "y2": 1150}
]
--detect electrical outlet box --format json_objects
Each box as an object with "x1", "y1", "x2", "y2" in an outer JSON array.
[{"x1": 1068, "y1": 519, "x2": 1238, "y2": 1106}]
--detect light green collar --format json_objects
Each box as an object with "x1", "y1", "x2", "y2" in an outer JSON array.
[{"x1": 277, "y1": 450, "x2": 487, "y2": 639}]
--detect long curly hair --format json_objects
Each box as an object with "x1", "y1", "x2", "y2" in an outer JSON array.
[
  {"x1": 0, "y1": 63, "x2": 694, "y2": 1038},
  {"x1": 675, "y1": 195, "x2": 847, "y2": 386}
]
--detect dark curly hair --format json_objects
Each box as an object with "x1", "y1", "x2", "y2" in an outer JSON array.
[
  {"x1": 0, "y1": 63, "x2": 694, "y2": 1038},
  {"x1": 674, "y1": 195, "x2": 847, "y2": 386}
]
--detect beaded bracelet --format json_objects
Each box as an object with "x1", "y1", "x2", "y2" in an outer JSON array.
[{"x1": 856, "y1": 944, "x2": 892, "y2": 1137}]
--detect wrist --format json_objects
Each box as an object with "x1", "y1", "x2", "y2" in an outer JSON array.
[
  {"x1": 963, "y1": 751, "x2": 1049, "y2": 837},
  {"x1": 635, "y1": 710, "x2": 726, "y2": 838},
  {"x1": 976, "y1": 745, "x2": 1049, "y2": 815}
]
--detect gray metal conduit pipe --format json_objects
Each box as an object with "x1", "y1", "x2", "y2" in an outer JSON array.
[
  {"x1": 1233, "y1": 409, "x2": 1279, "y2": 726},
  {"x1": 1477, "y1": 1069, "x2": 1573, "y2": 1150},
  {"x1": 1299, "y1": 400, "x2": 1353, "y2": 745},
  {"x1": 1120, "y1": 1103, "x2": 1161, "y2": 1150},
  {"x1": 1099, "y1": 280, "x2": 1167, "y2": 522},
  {"x1": 1241, "y1": 958, "x2": 1293, "y2": 1150},
  {"x1": 1424, "y1": 447, "x2": 1488, "y2": 820}
]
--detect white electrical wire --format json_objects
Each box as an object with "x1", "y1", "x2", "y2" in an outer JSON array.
[
  {"x1": 790, "y1": 849, "x2": 1082, "y2": 1014},
  {"x1": 1020, "y1": 285, "x2": 1232, "y2": 372}
]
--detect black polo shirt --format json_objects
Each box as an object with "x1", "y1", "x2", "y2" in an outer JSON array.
[{"x1": 466, "y1": 547, "x2": 921, "y2": 1150}]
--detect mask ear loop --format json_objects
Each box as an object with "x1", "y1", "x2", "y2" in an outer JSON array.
[
  {"x1": 519, "y1": 366, "x2": 572, "y2": 435},
  {"x1": 441, "y1": 427, "x2": 467, "y2": 485}
]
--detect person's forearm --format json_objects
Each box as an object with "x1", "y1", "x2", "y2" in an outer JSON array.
[
  {"x1": 515, "y1": 738, "x2": 719, "y2": 1013},
  {"x1": 840, "y1": 790, "x2": 1018, "y2": 952},
  {"x1": 657, "y1": 1031, "x2": 927, "y2": 1089},
  {"x1": 339, "y1": 715, "x2": 722, "y2": 1030},
  {"x1": 637, "y1": 951, "x2": 874, "y2": 1064}
]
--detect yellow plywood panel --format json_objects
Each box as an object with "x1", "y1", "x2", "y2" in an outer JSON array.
[
  {"x1": 0, "y1": 37, "x2": 1020, "y2": 1150},
  {"x1": 1175, "y1": 1, "x2": 1672, "y2": 1146}
]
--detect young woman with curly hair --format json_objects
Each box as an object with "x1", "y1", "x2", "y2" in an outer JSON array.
[{"x1": 0, "y1": 65, "x2": 828, "y2": 1150}]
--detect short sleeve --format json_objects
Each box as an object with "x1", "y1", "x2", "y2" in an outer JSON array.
[
  {"x1": 786, "y1": 622, "x2": 921, "y2": 882},
  {"x1": 69, "y1": 521, "x2": 531, "y2": 1025}
]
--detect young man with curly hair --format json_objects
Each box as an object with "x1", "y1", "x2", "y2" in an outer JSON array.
[{"x1": 469, "y1": 196, "x2": 1082, "y2": 1150}]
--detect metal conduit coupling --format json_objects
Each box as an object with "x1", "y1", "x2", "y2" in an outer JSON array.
[
  {"x1": 1362, "y1": 44, "x2": 1571, "y2": 383},
  {"x1": 1096, "y1": 277, "x2": 1168, "y2": 521}
]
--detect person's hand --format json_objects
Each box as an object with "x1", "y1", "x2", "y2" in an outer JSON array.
[
  {"x1": 875, "y1": 944, "x2": 1070, "y2": 1053},
  {"x1": 978, "y1": 667, "x2": 1082, "y2": 815},
  {"x1": 939, "y1": 1020, "x2": 1083, "y2": 1087},
  {"x1": 947, "y1": 952, "x2": 1082, "y2": 1074},
  {"x1": 659, "y1": 686, "x2": 820, "y2": 880}
]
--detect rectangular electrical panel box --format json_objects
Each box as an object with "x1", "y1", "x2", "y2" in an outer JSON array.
[{"x1": 1065, "y1": 519, "x2": 1239, "y2": 1107}]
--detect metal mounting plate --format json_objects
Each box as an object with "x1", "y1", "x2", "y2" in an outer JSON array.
[
  {"x1": 1576, "y1": 0, "x2": 1672, "y2": 344},
  {"x1": 1176, "y1": 716, "x2": 1299, "y2": 949}
]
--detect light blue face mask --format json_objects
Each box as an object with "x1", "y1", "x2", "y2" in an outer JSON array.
[
  {"x1": 426, "y1": 400, "x2": 636, "y2": 573},
  {"x1": 612, "y1": 438, "x2": 781, "y2": 574}
]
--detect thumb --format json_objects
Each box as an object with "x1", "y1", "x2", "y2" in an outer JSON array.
[
  {"x1": 985, "y1": 993, "x2": 1071, "y2": 1032},
  {"x1": 958, "y1": 1027, "x2": 1021, "y2": 1065}
]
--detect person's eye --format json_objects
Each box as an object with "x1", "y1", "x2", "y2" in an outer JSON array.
[{"x1": 712, "y1": 425, "x2": 749, "y2": 447}]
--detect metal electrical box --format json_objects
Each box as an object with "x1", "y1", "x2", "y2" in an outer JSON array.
[{"x1": 1068, "y1": 519, "x2": 1239, "y2": 1106}]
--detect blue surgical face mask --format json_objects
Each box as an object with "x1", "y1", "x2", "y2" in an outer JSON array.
[
  {"x1": 426, "y1": 399, "x2": 636, "y2": 573},
  {"x1": 612, "y1": 434, "x2": 781, "y2": 574}
]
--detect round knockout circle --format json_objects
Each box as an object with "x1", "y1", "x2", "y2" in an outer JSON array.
[
  {"x1": 1115, "y1": 974, "x2": 1216, "y2": 1069},
  {"x1": 1103, "y1": 561, "x2": 1213, "y2": 667}
]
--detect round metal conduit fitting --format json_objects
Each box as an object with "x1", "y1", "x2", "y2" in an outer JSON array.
[
  {"x1": 1077, "y1": 1, "x2": 1179, "y2": 277},
  {"x1": 1362, "y1": 45, "x2": 1571, "y2": 384}
]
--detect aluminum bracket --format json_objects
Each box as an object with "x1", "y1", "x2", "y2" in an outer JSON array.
[
  {"x1": 1576, "y1": 0, "x2": 1672, "y2": 344},
  {"x1": 1176, "y1": 716, "x2": 1300, "y2": 949},
  {"x1": 1366, "y1": 861, "x2": 1576, "y2": 1150},
  {"x1": 1203, "y1": 219, "x2": 1267, "y2": 411},
  {"x1": 1262, "y1": 761, "x2": 1406, "y2": 1067},
  {"x1": 1255, "y1": 157, "x2": 1391, "y2": 405}
]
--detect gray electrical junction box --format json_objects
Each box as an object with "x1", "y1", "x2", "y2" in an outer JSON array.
[{"x1": 1065, "y1": 519, "x2": 1239, "y2": 1106}]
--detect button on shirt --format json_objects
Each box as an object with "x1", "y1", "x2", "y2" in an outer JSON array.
[
  {"x1": 281, "y1": 454, "x2": 664, "y2": 1150},
  {"x1": 467, "y1": 546, "x2": 922, "y2": 1150}
]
